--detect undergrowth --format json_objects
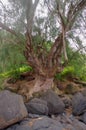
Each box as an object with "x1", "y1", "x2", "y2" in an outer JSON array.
[{"x1": 0, "y1": 65, "x2": 32, "y2": 90}]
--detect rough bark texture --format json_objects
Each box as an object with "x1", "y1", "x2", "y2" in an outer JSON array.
[{"x1": 28, "y1": 76, "x2": 54, "y2": 98}]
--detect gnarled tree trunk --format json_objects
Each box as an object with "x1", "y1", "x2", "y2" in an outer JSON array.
[
  {"x1": 23, "y1": 33, "x2": 63, "y2": 99},
  {"x1": 28, "y1": 75, "x2": 54, "y2": 97}
]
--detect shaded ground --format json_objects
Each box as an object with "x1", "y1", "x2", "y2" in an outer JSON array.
[{"x1": 3, "y1": 71, "x2": 86, "y2": 102}]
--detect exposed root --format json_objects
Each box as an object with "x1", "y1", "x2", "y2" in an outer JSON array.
[{"x1": 3, "y1": 75, "x2": 54, "y2": 102}]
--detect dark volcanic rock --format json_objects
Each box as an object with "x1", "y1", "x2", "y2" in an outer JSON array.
[
  {"x1": 72, "y1": 119, "x2": 86, "y2": 130},
  {"x1": 26, "y1": 98, "x2": 48, "y2": 115},
  {"x1": 5, "y1": 116, "x2": 86, "y2": 130},
  {"x1": 80, "y1": 112, "x2": 86, "y2": 124},
  {"x1": 0, "y1": 90, "x2": 28, "y2": 129},
  {"x1": 62, "y1": 95, "x2": 72, "y2": 108},
  {"x1": 28, "y1": 113, "x2": 41, "y2": 118},
  {"x1": 2, "y1": 90, "x2": 86, "y2": 130},
  {"x1": 13, "y1": 124, "x2": 31, "y2": 130},
  {"x1": 41, "y1": 90, "x2": 65, "y2": 115},
  {"x1": 64, "y1": 120, "x2": 86, "y2": 130},
  {"x1": 31, "y1": 116, "x2": 63, "y2": 130},
  {"x1": 6, "y1": 124, "x2": 19, "y2": 130},
  {"x1": 10, "y1": 116, "x2": 64, "y2": 130},
  {"x1": 72, "y1": 93, "x2": 86, "y2": 115}
]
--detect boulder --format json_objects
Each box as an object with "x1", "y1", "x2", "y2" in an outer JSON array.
[
  {"x1": 80, "y1": 112, "x2": 86, "y2": 124},
  {"x1": 5, "y1": 124, "x2": 19, "y2": 130},
  {"x1": 72, "y1": 119, "x2": 86, "y2": 130},
  {"x1": 65, "y1": 121, "x2": 86, "y2": 130},
  {"x1": 28, "y1": 113, "x2": 41, "y2": 118},
  {"x1": 26, "y1": 98, "x2": 48, "y2": 115},
  {"x1": 29, "y1": 116, "x2": 63, "y2": 130},
  {"x1": 3, "y1": 115, "x2": 86, "y2": 130},
  {"x1": 8, "y1": 116, "x2": 64, "y2": 130},
  {"x1": 55, "y1": 114, "x2": 86, "y2": 130},
  {"x1": 41, "y1": 90, "x2": 65, "y2": 115},
  {"x1": 72, "y1": 92, "x2": 86, "y2": 115},
  {"x1": 0, "y1": 90, "x2": 28, "y2": 129},
  {"x1": 62, "y1": 95, "x2": 72, "y2": 108}
]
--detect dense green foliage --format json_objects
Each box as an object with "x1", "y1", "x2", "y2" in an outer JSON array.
[
  {"x1": 56, "y1": 46, "x2": 86, "y2": 81},
  {"x1": 0, "y1": 31, "x2": 25, "y2": 72}
]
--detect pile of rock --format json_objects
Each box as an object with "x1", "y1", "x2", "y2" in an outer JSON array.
[{"x1": 0, "y1": 90, "x2": 86, "y2": 130}]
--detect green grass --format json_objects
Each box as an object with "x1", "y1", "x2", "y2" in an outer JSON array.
[
  {"x1": 0, "y1": 65, "x2": 32, "y2": 90},
  {"x1": 55, "y1": 66, "x2": 75, "y2": 81},
  {"x1": 0, "y1": 65, "x2": 32, "y2": 78}
]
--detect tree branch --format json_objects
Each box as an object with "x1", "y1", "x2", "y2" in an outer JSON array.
[
  {"x1": 70, "y1": 46, "x2": 86, "y2": 61},
  {"x1": 66, "y1": 0, "x2": 86, "y2": 31},
  {"x1": 0, "y1": 22, "x2": 19, "y2": 37},
  {"x1": 47, "y1": 33, "x2": 63, "y2": 68}
]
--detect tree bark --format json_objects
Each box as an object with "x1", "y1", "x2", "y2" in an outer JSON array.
[
  {"x1": 62, "y1": 28, "x2": 68, "y2": 62},
  {"x1": 28, "y1": 75, "x2": 54, "y2": 98}
]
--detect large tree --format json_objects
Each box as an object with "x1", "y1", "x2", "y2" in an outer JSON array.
[{"x1": 0, "y1": 0, "x2": 86, "y2": 96}]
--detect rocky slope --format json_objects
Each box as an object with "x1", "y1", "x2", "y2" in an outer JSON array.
[{"x1": 1, "y1": 89, "x2": 86, "y2": 130}]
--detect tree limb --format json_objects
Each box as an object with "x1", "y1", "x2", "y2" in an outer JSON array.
[{"x1": 0, "y1": 22, "x2": 19, "y2": 37}]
